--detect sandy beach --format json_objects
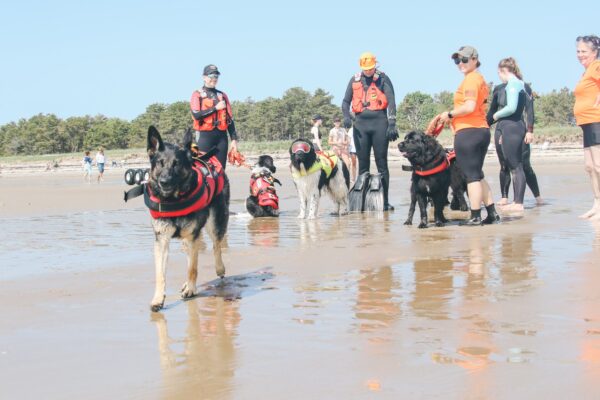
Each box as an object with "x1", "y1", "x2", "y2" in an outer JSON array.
[{"x1": 2, "y1": 149, "x2": 600, "y2": 399}]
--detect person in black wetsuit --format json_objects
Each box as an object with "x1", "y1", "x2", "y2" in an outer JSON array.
[
  {"x1": 487, "y1": 57, "x2": 540, "y2": 212},
  {"x1": 342, "y1": 52, "x2": 398, "y2": 211},
  {"x1": 190, "y1": 64, "x2": 238, "y2": 169}
]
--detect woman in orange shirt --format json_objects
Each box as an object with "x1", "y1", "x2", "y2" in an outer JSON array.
[
  {"x1": 438, "y1": 46, "x2": 500, "y2": 226},
  {"x1": 574, "y1": 35, "x2": 600, "y2": 219}
]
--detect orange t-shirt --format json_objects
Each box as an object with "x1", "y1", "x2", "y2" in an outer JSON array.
[
  {"x1": 451, "y1": 71, "x2": 489, "y2": 132},
  {"x1": 574, "y1": 59, "x2": 600, "y2": 126}
]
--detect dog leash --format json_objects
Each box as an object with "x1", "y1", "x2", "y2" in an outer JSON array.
[{"x1": 227, "y1": 148, "x2": 252, "y2": 169}]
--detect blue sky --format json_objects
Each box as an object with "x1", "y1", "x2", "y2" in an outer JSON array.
[{"x1": 1, "y1": 0, "x2": 597, "y2": 125}]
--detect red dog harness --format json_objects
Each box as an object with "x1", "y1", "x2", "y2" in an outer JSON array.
[
  {"x1": 249, "y1": 172, "x2": 280, "y2": 209},
  {"x1": 414, "y1": 150, "x2": 456, "y2": 177},
  {"x1": 144, "y1": 156, "x2": 224, "y2": 218}
]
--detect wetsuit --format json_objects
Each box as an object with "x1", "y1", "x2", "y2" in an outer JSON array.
[
  {"x1": 489, "y1": 83, "x2": 541, "y2": 199},
  {"x1": 342, "y1": 71, "x2": 397, "y2": 209},
  {"x1": 487, "y1": 77, "x2": 530, "y2": 204},
  {"x1": 190, "y1": 87, "x2": 238, "y2": 169}
]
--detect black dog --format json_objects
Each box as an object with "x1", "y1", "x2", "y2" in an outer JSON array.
[
  {"x1": 398, "y1": 131, "x2": 467, "y2": 228},
  {"x1": 145, "y1": 126, "x2": 230, "y2": 311},
  {"x1": 246, "y1": 155, "x2": 281, "y2": 217}
]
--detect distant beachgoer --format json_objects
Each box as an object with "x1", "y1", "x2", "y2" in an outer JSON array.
[
  {"x1": 437, "y1": 45, "x2": 500, "y2": 226},
  {"x1": 347, "y1": 127, "x2": 358, "y2": 183},
  {"x1": 328, "y1": 117, "x2": 350, "y2": 166},
  {"x1": 95, "y1": 147, "x2": 105, "y2": 183},
  {"x1": 574, "y1": 35, "x2": 600, "y2": 219},
  {"x1": 310, "y1": 114, "x2": 323, "y2": 151},
  {"x1": 82, "y1": 151, "x2": 93, "y2": 183},
  {"x1": 487, "y1": 57, "x2": 541, "y2": 212}
]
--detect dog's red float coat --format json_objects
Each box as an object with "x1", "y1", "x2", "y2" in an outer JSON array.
[
  {"x1": 414, "y1": 150, "x2": 456, "y2": 177},
  {"x1": 249, "y1": 173, "x2": 279, "y2": 209},
  {"x1": 145, "y1": 156, "x2": 224, "y2": 218},
  {"x1": 190, "y1": 90, "x2": 233, "y2": 131},
  {"x1": 351, "y1": 73, "x2": 389, "y2": 113}
]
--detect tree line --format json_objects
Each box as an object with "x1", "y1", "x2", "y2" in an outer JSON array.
[{"x1": 0, "y1": 85, "x2": 575, "y2": 156}]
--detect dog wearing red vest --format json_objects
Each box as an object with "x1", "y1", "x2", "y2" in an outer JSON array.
[
  {"x1": 146, "y1": 126, "x2": 229, "y2": 311},
  {"x1": 246, "y1": 155, "x2": 281, "y2": 217},
  {"x1": 398, "y1": 131, "x2": 467, "y2": 228}
]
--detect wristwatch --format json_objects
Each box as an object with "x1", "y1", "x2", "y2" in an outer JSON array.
[{"x1": 448, "y1": 111, "x2": 454, "y2": 119}]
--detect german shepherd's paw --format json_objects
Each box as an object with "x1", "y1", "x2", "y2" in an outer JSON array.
[
  {"x1": 150, "y1": 295, "x2": 165, "y2": 312},
  {"x1": 180, "y1": 282, "x2": 196, "y2": 299}
]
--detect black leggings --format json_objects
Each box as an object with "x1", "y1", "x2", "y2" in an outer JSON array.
[
  {"x1": 494, "y1": 121, "x2": 527, "y2": 203},
  {"x1": 353, "y1": 114, "x2": 390, "y2": 203},
  {"x1": 194, "y1": 129, "x2": 229, "y2": 170},
  {"x1": 497, "y1": 142, "x2": 541, "y2": 199},
  {"x1": 454, "y1": 128, "x2": 490, "y2": 183}
]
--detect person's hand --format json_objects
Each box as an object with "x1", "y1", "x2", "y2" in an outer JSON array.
[
  {"x1": 386, "y1": 120, "x2": 399, "y2": 142},
  {"x1": 343, "y1": 117, "x2": 352, "y2": 129},
  {"x1": 230, "y1": 139, "x2": 238, "y2": 152},
  {"x1": 215, "y1": 100, "x2": 226, "y2": 110},
  {"x1": 524, "y1": 132, "x2": 534, "y2": 144},
  {"x1": 492, "y1": 112, "x2": 499, "y2": 121},
  {"x1": 438, "y1": 111, "x2": 450, "y2": 124}
]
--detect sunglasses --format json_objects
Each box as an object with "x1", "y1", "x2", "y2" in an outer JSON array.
[
  {"x1": 291, "y1": 141, "x2": 311, "y2": 153},
  {"x1": 207, "y1": 74, "x2": 220, "y2": 79},
  {"x1": 454, "y1": 56, "x2": 471, "y2": 65}
]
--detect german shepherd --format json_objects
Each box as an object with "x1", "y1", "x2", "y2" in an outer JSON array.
[{"x1": 146, "y1": 126, "x2": 230, "y2": 311}]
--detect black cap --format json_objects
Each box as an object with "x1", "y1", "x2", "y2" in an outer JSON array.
[
  {"x1": 203, "y1": 64, "x2": 220, "y2": 76},
  {"x1": 312, "y1": 114, "x2": 322, "y2": 121}
]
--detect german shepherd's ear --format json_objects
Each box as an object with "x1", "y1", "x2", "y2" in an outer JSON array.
[
  {"x1": 147, "y1": 126, "x2": 165, "y2": 158},
  {"x1": 182, "y1": 128, "x2": 194, "y2": 151}
]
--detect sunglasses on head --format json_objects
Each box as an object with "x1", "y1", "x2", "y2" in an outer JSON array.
[
  {"x1": 454, "y1": 56, "x2": 470, "y2": 65},
  {"x1": 207, "y1": 74, "x2": 220, "y2": 79},
  {"x1": 291, "y1": 141, "x2": 311, "y2": 154}
]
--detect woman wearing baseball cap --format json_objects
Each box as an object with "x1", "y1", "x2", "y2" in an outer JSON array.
[
  {"x1": 190, "y1": 64, "x2": 238, "y2": 169},
  {"x1": 437, "y1": 46, "x2": 500, "y2": 226},
  {"x1": 341, "y1": 52, "x2": 398, "y2": 211}
]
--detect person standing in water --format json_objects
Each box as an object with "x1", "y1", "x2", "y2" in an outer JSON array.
[
  {"x1": 573, "y1": 35, "x2": 600, "y2": 219},
  {"x1": 342, "y1": 52, "x2": 398, "y2": 211}
]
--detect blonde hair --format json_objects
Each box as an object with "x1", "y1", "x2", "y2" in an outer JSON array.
[{"x1": 498, "y1": 57, "x2": 523, "y2": 80}]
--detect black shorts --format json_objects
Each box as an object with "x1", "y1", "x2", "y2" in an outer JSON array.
[
  {"x1": 581, "y1": 122, "x2": 600, "y2": 148},
  {"x1": 454, "y1": 127, "x2": 491, "y2": 183}
]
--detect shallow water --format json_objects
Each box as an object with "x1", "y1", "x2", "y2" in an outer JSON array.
[{"x1": 2, "y1": 162, "x2": 600, "y2": 399}]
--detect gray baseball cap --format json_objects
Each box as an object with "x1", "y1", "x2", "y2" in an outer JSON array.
[{"x1": 451, "y1": 46, "x2": 479, "y2": 59}]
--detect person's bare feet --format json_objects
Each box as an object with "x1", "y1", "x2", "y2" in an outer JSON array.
[
  {"x1": 497, "y1": 198, "x2": 509, "y2": 206},
  {"x1": 579, "y1": 201, "x2": 600, "y2": 219},
  {"x1": 501, "y1": 203, "x2": 524, "y2": 212},
  {"x1": 535, "y1": 196, "x2": 544, "y2": 205}
]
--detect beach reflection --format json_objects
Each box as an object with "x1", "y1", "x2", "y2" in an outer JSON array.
[
  {"x1": 354, "y1": 266, "x2": 401, "y2": 334},
  {"x1": 152, "y1": 297, "x2": 240, "y2": 400}
]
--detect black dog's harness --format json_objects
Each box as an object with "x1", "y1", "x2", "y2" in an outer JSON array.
[{"x1": 414, "y1": 150, "x2": 456, "y2": 177}]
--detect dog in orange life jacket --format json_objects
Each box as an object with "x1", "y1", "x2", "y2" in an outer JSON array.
[
  {"x1": 246, "y1": 155, "x2": 281, "y2": 217},
  {"x1": 145, "y1": 126, "x2": 230, "y2": 311}
]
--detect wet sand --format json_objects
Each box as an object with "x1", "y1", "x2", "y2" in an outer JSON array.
[{"x1": 2, "y1": 154, "x2": 600, "y2": 399}]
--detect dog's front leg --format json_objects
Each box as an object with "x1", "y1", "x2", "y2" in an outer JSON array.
[
  {"x1": 417, "y1": 194, "x2": 429, "y2": 229},
  {"x1": 307, "y1": 189, "x2": 320, "y2": 219},
  {"x1": 404, "y1": 181, "x2": 417, "y2": 225},
  {"x1": 151, "y1": 234, "x2": 170, "y2": 312},
  {"x1": 180, "y1": 239, "x2": 200, "y2": 299},
  {"x1": 298, "y1": 188, "x2": 307, "y2": 219}
]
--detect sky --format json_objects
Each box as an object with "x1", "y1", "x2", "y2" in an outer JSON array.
[{"x1": 1, "y1": 0, "x2": 597, "y2": 125}]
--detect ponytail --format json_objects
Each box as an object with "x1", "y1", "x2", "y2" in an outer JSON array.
[{"x1": 498, "y1": 57, "x2": 523, "y2": 80}]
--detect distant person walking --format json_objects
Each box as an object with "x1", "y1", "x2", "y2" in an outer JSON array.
[
  {"x1": 437, "y1": 46, "x2": 500, "y2": 226},
  {"x1": 574, "y1": 35, "x2": 600, "y2": 219},
  {"x1": 95, "y1": 147, "x2": 105, "y2": 183},
  {"x1": 190, "y1": 64, "x2": 239, "y2": 169},
  {"x1": 328, "y1": 116, "x2": 351, "y2": 166},
  {"x1": 347, "y1": 127, "x2": 358, "y2": 183},
  {"x1": 82, "y1": 151, "x2": 93, "y2": 183},
  {"x1": 342, "y1": 52, "x2": 398, "y2": 210},
  {"x1": 310, "y1": 114, "x2": 323, "y2": 151}
]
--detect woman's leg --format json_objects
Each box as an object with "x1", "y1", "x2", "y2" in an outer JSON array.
[
  {"x1": 522, "y1": 144, "x2": 543, "y2": 203},
  {"x1": 584, "y1": 145, "x2": 600, "y2": 219},
  {"x1": 494, "y1": 127, "x2": 510, "y2": 205},
  {"x1": 501, "y1": 122, "x2": 526, "y2": 210}
]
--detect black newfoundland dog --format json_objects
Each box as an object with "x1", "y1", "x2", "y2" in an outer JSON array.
[{"x1": 398, "y1": 131, "x2": 468, "y2": 228}]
